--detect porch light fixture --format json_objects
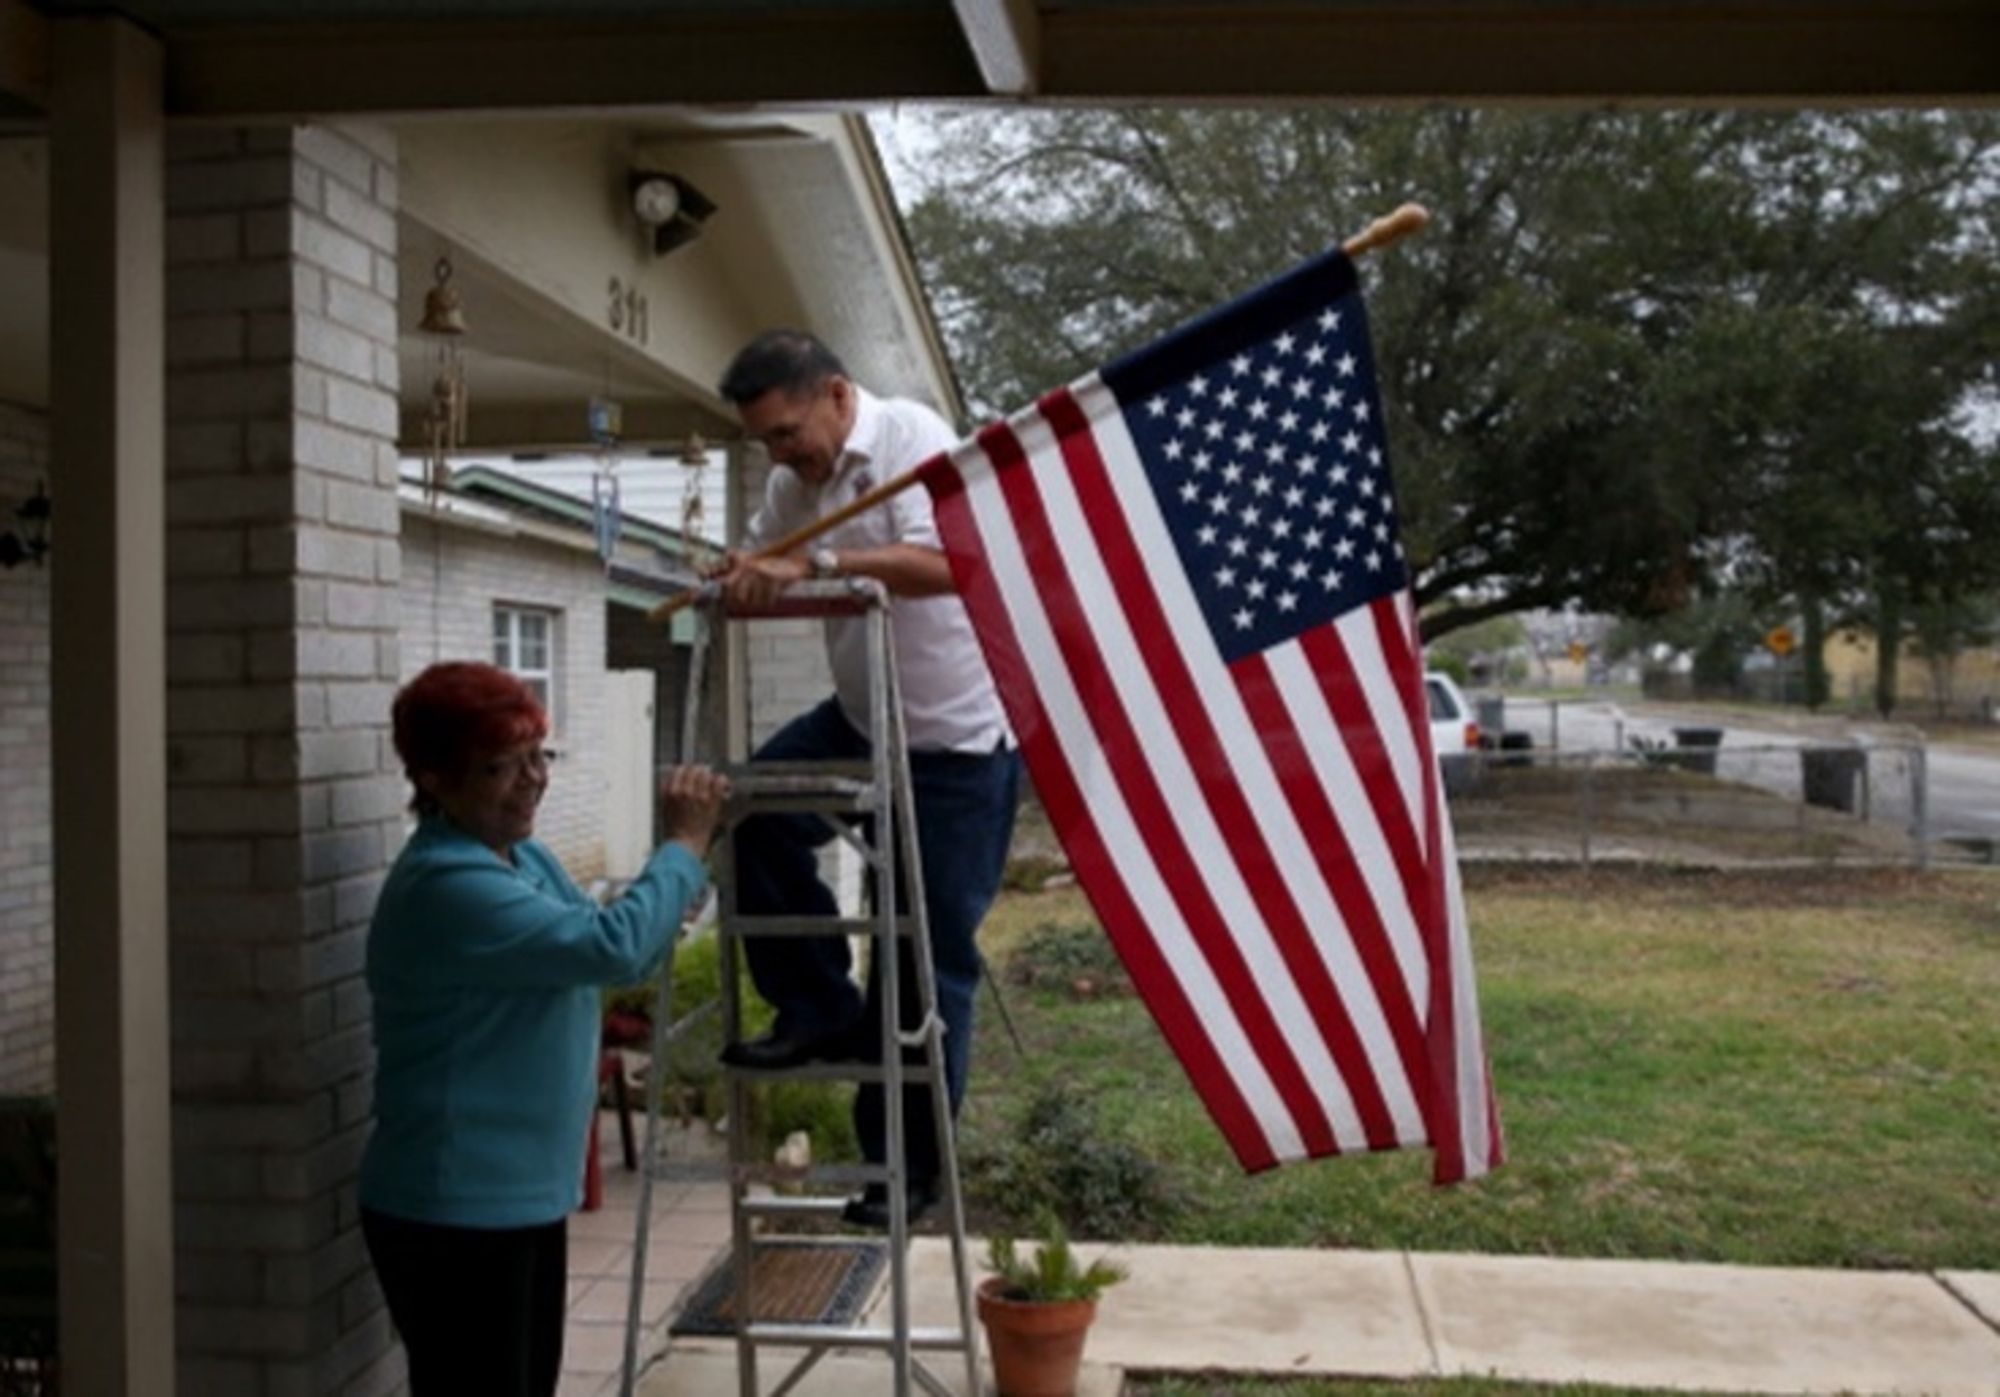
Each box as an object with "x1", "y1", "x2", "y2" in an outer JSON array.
[
  {"x1": 0, "y1": 482, "x2": 50, "y2": 569},
  {"x1": 628, "y1": 170, "x2": 717, "y2": 256}
]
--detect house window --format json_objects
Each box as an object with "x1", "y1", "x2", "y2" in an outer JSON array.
[{"x1": 494, "y1": 605, "x2": 558, "y2": 724}]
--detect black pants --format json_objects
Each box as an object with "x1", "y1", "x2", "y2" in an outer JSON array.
[{"x1": 361, "y1": 1208, "x2": 568, "y2": 1397}]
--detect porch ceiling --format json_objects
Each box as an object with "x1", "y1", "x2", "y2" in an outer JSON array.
[{"x1": 9, "y1": 0, "x2": 1999, "y2": 116}]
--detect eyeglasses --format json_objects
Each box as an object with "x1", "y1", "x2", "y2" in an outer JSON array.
[{"x1": 478, "y1": 748, "x2": 559, "y2": 783}]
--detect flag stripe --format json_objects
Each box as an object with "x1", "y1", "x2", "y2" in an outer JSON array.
[
  {"x1": 1046, "y1": 385, "x2": 1411, "y2": 1153},
  {"x1": 1370, "y1": 596, "x2": 1478, "y2": 1181},
  {"x1": 1233, "y1": 648, "x2": 1432, "y2": 1141},
  {"x1": 929, "y1": 424, "x2": 1298, "y2": 1168}
]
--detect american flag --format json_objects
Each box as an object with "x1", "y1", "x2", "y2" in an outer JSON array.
[{"x1": 921, "y1": 248, "x2": 1502, "y2": 1182}]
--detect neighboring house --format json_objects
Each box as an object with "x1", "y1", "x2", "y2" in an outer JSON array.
[{"x1": 396, "y1": 459, "x2": 706, "y2": 881}]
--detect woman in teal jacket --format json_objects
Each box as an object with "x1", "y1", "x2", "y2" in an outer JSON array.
[{"x1": 359, "y1": 661, "x2": 728, "y2": 1397}]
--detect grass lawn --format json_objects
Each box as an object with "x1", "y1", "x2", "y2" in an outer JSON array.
[{"x1": 960, "y1": 861, "x2": 2000, "y2": 1271}]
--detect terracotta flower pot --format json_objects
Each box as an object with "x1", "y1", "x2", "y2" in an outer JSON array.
[{"x1": 976, "y1": 1276, "x2": 1098, "y2": 1397}]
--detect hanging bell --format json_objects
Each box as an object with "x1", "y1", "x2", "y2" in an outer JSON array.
[{"x1": 420, "y1": 256, "x2": 467, "y2": 336}]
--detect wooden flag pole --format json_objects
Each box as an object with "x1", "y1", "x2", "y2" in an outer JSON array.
[{"x1": 647, "y1": 202, "x2": 1432, "y2": 625}]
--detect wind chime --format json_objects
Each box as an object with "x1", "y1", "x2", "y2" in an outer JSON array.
[
  {"x1": 678, "y1": 430, "x2": 713, "y2": 568},
  {"x1": 419, "y1": 256, "x2": 469, "y2": 504},
  {"x1": 588, "y1": 395, "x2": 623, "y2": 567}
]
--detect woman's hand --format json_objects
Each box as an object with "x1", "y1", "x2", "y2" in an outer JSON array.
[{"x1": 659, "y1": 764, "x2": 730, "y2": 857}]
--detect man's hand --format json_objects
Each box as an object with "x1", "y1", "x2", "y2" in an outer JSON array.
[
  {"x1": 715, "y1": 552, "x2": 811, "y2": 610},
  {"x1": 659, "y1": 764, "x2": 731, "y2": 858}
]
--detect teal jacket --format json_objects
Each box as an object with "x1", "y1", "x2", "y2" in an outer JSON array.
[{"x1": 359, "y1": 815, "x2": 707, "y2": 1228}]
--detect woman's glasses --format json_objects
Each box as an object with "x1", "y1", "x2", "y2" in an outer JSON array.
[{"x1": 478, "y1": 748, "x2": 559, "y2": 784}]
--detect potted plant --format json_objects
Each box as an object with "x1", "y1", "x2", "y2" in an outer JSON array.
[{"x1": 976, "y1": 1218, "x2": 1126, "y2": 1397}]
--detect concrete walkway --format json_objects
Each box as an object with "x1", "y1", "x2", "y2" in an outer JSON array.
[{"x1": 564, "y1": 1114, "x2": 2000, "y2": 1396}]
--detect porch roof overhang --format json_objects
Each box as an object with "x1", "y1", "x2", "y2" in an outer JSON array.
[{"x1": 4, "y1": 0, "x2": 1997, "y2": 117}]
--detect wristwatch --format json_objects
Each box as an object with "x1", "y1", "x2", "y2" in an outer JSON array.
[{"x1": 809, "y1": 546, "x2": 841, "y2": 579}]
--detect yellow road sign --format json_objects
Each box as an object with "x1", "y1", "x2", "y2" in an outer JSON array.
[{"x1": 1767, "y1": 626, "x2": 1796, "y2": 657}]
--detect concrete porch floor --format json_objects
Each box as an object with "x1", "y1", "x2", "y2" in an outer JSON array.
[{"x1": 563, "y1": 1112, "x2": 2000, "y2": 1397}]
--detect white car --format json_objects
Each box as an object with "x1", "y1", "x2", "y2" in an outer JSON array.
[{"x1": 1424, "y1": 671, "x2": 1480, "y2": 792}]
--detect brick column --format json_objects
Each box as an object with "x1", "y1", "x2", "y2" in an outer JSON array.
[{"x1": 165, "y1": 123, "x2": 405, "y2": 1397}]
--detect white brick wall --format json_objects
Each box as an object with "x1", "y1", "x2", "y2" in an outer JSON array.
[
  {"x1": 165, "y1": 122, "x2": 406, "y2": 1397},
  {"x1": 0, "y1": 402, "x2": 52, "y2": 1094},
  {"x1": 398, "y1": 514, "x2": 611, "y2": 881}
]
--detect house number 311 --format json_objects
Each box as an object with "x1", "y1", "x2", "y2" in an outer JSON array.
[{"x1": 607, "y1": 277, "x2": 649, "y2": 346}]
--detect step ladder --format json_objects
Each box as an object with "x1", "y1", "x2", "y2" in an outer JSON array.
[{"x1": 619, "y1": 578, "x2": 983, "y2": 1397}]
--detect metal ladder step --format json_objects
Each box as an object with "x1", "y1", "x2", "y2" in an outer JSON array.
[{"x1": 742, "y1": 1323, "x2": 971, "y2": 1350}]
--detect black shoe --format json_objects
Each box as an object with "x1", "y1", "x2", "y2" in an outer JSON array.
[
  {"x1": 841, "y1": 1180, "x2": 939, "y2": 1230},
  {"x1": 719, "y1": 1022, "x2": 864, "y2": 1071}
]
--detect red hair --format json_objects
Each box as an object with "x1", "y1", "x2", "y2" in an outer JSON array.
[{"x1": 392, "y1": 662, "x2": 549, "y2": 810}]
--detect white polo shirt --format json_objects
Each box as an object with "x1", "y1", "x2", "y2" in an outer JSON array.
[{"x1": 744, "y1": 388, "x2": 1013, "y2": 755}]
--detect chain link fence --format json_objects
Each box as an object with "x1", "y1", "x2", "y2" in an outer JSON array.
[{"x1": 1444, "y1": 701, "x2": 1986, "y2": 867}]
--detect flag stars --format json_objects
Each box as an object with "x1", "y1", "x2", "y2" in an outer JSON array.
[
  {"x1": 1261, "y1": 365, "x2": 1284, "y2": 388},
  {"x1": 1284, "y1": 485, "x2": 1305, "y2": 509},
  {"x1": 1251, "y1": 474, "x2": 1274, "y2": 497},
  {"x1": 1354, "y1": 400, "x2": 1372, "y2": 423},
  {"x1": 1247, "y1": 399, "x2": 1270, "y2": 422},
  {"x1": 1304, "y1": 526, "x2": 1324, "y2": 549},
  {"x1": 1278, "y1": 410, "x2": 1300, "y2": 434},
  {"x1": 1264, "y1": 442, "x2": 1288, "y2": 465},
  {"x1": 1291, "y1": 376, "x2": 1314, "y2": 400},
  {"x1": 1146, "y1": 395, "x2": 1169, "y2": 418},
  {"x1": 1277, "y1": 591, "x2": 1299, "y2": 613},
  {"x1": 1218, "y1": 387, "x2": 1240, "y2": 409},
  {"x1": 1318, "y1": 308, "x2": 1342, "y2": 333},
  {"x1": 1335, "y1": 535, "x2": 1356, "y2": 559},
  {"x1": 1233, "y1": 608, "x2": 1255, "y2": 630},
  {"x1": 1175, "y1": 407, "x2": 1196, "y2": 430},
  {"x1": 1222, "y1": 462, "x2": 1244, "y2": 485},
  {"x1": 1164, "y1": 438, "x2": 1185, "y2": 462},
  {"x1": 1321, "y1": 566, "x2": 1344, "y2": 589},
  {"x1": 1179, "y1": 480, "x2": 1201, "y2": 503},
  {"x1": 1273, "y1": 332, "x2": 1297, "y2": 355},
  {"x1": 1227, "y1": 535, "x2": 1249, "y2": 557},
  {"x1": 1340, "y1": 430, "x2": 1363, "y2": 455},
  {"x1": 1347, "y1": 505, "x2": 1368, "y2": 528},
  {"x1": 1336, "y1": 353, "x2": 1358, "y2": 378},
  {"x1": 1208, "y1": 493, "x2": 1232, "y2": 516},
  {"x1": 1189, "y1": 374, "x2": 1210, "y2": 397},
  {"x1": 1230, "y1": 353, "x2": 1253, "y2": 377},
  {"x1": 1305, "y1": 342, "x2": 1327, "y2": 367},
  {"x1": 1247, "y1": 578, "x2": 1268, "y2": 600},
  {"x1": 1233, "y1": 430, "x2": 1256, "y2": 453},
  {"x1": 1203, "y1": 419, "x2": 1225, "y2": 441},
  {"x1": 1196, "y1": 523, "x2": 1218, "y2": 546},
  {"x1": 1214, "y1": 565, "x2": 1237, "y2": 589},
  {"x1": 1192, "y1": 450, "x2": 1214, "y2": 473},
  {"x1": 1366, "y1": 549, "x2": 1383, "y2": 571},
  {"x1": 1308, "y1": 421, "x2": 1331, "y2": 444},
  {"x1": 1258, "y1": 548, "x2": 1279, "y2": 572},
  {"x1": 1239, "y1": 504, "x2": 1263, "y2": 529}
]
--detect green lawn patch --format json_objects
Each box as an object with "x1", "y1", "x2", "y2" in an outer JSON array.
[{"x1": 964, "y1": 864, "x2": 2000, "y2": 1270}]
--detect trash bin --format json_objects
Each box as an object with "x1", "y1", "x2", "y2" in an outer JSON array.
[
  {"x1": 1800, "y1": 746, "x2": 1865, "y2": 813},
  {"x1": 1671, "y1": 726, "x2": 1723, "y2": 775},
  {"x1": 1475, "y1": 696, "x2": 1506, "y2": 744}
]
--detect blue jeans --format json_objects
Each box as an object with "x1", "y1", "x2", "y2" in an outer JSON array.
[{"x1": 734, "y1": 696, "x2": 1021, "y2": 1181}]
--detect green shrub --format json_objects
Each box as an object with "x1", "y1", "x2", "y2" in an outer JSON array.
[
  {"x1": 1003, "y1": 920, "x2": 1130, "y2": 996},
  {"x1": 967, "y1": 1084, "x2": 1177, "y2": 1239}
]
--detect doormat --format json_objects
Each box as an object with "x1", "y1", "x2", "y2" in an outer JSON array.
[{"x1": 669, "y1": 1238, "x2": 887, "y2": 1337}]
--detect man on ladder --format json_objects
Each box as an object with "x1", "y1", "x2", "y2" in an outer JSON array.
[{"x1": 709, "y1": 330, "x2": 1021, "y2": 1228}]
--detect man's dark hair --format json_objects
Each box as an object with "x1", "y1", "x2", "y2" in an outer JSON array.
[{"x1": 718, "y1": 330, "x2": 848, "y2": 405}]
